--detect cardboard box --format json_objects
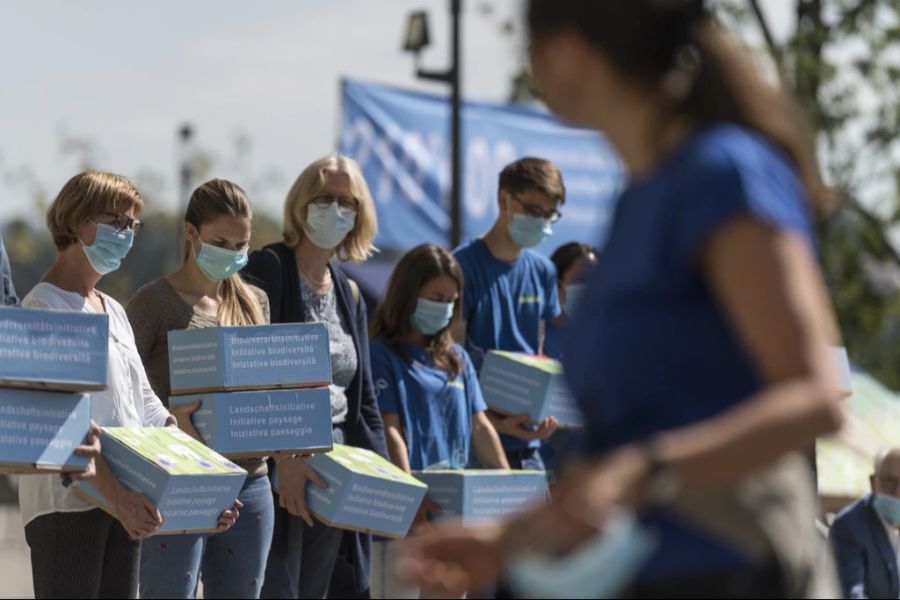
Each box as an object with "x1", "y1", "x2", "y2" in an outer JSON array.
[
  {"x1": 75, "y1": 427, "x2": 247, "y2": 534},
  {"x1": 414, "y1": 470, "x2": 548, "y2": 525},
  {"x1": 169, "y1": 388, "x2": 334, "y2": 458},
  {"x1": 0, "y1": 307, "x2": 108, "y2": 392},
  {"x1": 302, "y1": 444, "x2": 427, "y2": 538},
  {"x1": 0, "y1": 388, "x2": 91, "y2": 473},
  {"x1": 479, "y1": 351, "x2": 582, "y2": 428},
  {"x1": 168, "y1": 323, "x2": 332, "y2": 395}
]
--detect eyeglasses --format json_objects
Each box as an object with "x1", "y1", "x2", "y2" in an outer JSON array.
[
  {"x1": 311, "y1": 194, "x2": 360, "y2": 212},
  {"x1": 97, "y1": 211, "x2": 143, "y2": 234},
  {"x1": 510, "y1": 194, "x2": 562, "y2": 223}
]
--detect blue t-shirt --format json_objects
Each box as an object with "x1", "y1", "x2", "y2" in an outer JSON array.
[
  {"x1": 454, "y1": 240, "x2": 561, "y2": 453},
  {"x1": 564, "y1": 124, "x2": 815, "y2": 582},
  {"x1": 542, "y1": 320, "x2": 566, "y2": 361},
  {"x1": 370, "y1": 339, "x2": 487, "y2": 471}
]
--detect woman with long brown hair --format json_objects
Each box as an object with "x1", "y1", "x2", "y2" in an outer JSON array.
[
  {"x1": 126, "y1": 178, "x2": 268, "y2": 599},
  {"x1": 369, "y1": 243, "x2": 508, "y2": 598},
  {"x1": 401, "y1": 1, "x2": 845, "y2": 597}
]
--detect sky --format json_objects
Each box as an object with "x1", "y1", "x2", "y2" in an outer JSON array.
[{"x1": 0, "y1": 0, "x2": 794, "y2": 223}]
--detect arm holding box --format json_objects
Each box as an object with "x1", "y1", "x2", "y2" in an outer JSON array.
[
  {"x1": 472, "y1": 412, "x2": 509, "y2": 469},
  {"x1": 92, "y1": 454, "x2": 163, "y2": 539},
  {"x1": 485, "y1": 411, "x2": 558, "y2": 442},
  {"x1": 277, "y1": 456, "x2": 327, "y2": 527}
]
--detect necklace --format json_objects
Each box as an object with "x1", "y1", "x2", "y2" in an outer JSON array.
[{"x1": 299, "y1": 263, "x2": 331, "y2": 289}]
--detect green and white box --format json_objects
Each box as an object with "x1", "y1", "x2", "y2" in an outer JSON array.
[
  {"x1": 479, "y1": 351, "x2": 582, "y2": 428},
  {"x1": 75, "y1": 427, "x2": 247, "y2": 534},
  {"x1": 302, "y1": 444, "x2": 427, "y2": 538}
]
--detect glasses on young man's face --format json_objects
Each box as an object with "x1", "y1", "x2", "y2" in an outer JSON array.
[
  {"x1": 96, "y1": 211, "x2": 143, "y2": 234},
  {"x1": 510, "y1": 194, "x2": 562, "y2": 223},
  {"x1": 310, "y1": 194, "x2": 360, "y2": 212}
]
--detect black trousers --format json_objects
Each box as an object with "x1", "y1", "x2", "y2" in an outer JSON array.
[
  {"x1": 627, "y1": 562, "x2": 786, "y2": 599},
  {"x1": 25, "y1": 508, "x2": 140, "y2": 599}
]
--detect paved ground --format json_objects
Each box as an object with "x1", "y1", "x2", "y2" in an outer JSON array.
[{"x1": 0, "y1": 502, "x2": 33, "y2": 599}]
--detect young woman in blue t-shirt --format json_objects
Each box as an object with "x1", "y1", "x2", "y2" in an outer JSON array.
[
  {"x1": 370, "y1": 243, "x2": 508, "y2": 481},
  {"x1": 368, "y1": 244, "x2": 509, "y2": 597}
]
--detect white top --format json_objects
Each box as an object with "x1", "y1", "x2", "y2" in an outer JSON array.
[{"x1": 18, "y1": 282, "x2": 172, "y2": 526}]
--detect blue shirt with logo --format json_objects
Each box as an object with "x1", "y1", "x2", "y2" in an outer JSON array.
[
  {"x1": 454, "y1": 239, "x2": 561, "y2": 452},
  {"x1": 564, "y1": 124, "x2": 815, "y2": 582},
  {"x1": 370, "y1": 339, "x2": 487, "y2": 471}
]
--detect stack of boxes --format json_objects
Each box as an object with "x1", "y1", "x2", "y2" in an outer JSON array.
[
  {"x1": 0, "y1": 307, "x2": 107, "y2": 473},
  {"x1": 166, "y1": 322, "x2": 336, "y2": 457}
]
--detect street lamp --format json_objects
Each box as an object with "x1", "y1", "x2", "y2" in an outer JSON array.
[
  {"x1": 177, "y1": 123, "x2": 195, "y2": 214},
  {"x1": 402, "y1": 1, "x2": 463, "y2": 249}
]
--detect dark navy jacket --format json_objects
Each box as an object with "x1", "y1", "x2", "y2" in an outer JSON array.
[
  {"x1": 244, "y1": 242, "x2": 387, "y2": 592},
  {"x1": 830, "y1": 494, "x2": 899, "y2": 599}
]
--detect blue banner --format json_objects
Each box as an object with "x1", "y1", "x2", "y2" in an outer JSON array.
[{"x1": 339, "y1": 78, "x2": 623, "y2": 254}]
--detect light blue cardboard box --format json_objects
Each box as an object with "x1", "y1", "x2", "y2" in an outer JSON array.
[
  {"x1": 0, "y1": 388, "x2": 91, "y2": 473},
  {"x1": 168, "y1": 323, "x2": 332, "y2": 395},
  {"x1": 169, "y1": 388, "x2": 334, "y2": 458},
  {"x1": 75, "y1": 427, "x2": 247, "y2": 534},
  {"x1": 479, "y1": 351, "x2": 583, "y2": 428},
  {"x1": 414, "y1": 470, "x2": 548, "y2": 525},
  {"x1": 301, "y1": 444, "x2": 427, "y2": 538},
  {"x1": 0, "y1": 307, "x2": 108, "y2": 391}
]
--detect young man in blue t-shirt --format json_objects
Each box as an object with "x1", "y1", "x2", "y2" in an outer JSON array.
[{"x1": 453, "y1": 157, "x2": 564, "y2": 470}]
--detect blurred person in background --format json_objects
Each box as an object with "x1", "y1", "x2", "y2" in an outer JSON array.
[
  {"x1": 400, "y1": 1, "x2": 845, "y2": 597},
  {"x1": 127, "y1": 179, "x2": 269, "y2": 599},
  {"x1": 542, "y1": 241, "x2": 598, "y2": 361},
  {"x1": 829, "y1": 447, "x2": 900, "y2": 599},
  {"x1": 243, "y1": 155, "x2": 387, "y2": 599}
]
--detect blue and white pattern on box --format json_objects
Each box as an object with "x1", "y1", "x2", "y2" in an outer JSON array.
[
  {"x1": 0, "y1": 388, "x2": 91, "y2": 471},
  {"x1": 167, "y1": 322, "x2": 332, "y2": 394},
  {"x1": 479, "y1": 351, "x2": 582, "y2": 428},
  {"x1": 169, "y1": 388, "x2": 334, "y2": 457},
  {"x1": 303, "y1": 444, "x2": 427, "y2": 538},
  {"x1": 414, "y1": 470, "x2": 548, "y2": 525},
  {"x1": 75, "y1": 427, "x2": 247, "y2": 534},
  {"x1": 0, "y1": 307, "x2": 108, "y2": 391}
]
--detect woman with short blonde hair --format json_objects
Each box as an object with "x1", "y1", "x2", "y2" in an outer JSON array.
[
  {"x1": 243, "y1": 154, "x2": 387, "y2": 599},
  {"x1": 20, "y1": 170, "x2": 184, "y2": 599}
]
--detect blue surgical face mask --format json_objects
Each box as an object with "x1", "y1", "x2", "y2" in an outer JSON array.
[
  {"x1": 304, "y1": 203, "x2": 357, "y2": 250},
  {"x1": 508, "y1": 512, "x2": 657, "y2": 600},
  {"x1": 411, "y1": 298, "x2": 454, "y2": 336},
  {"x1": 509, "y1": 213, "x2": 553, "y2": 248},
  {"x1": 195, "y1": 241, "x2": 248, "y2": 281},
  {"x1": 874, "y1": 493, "x2": 900, "y2": 526},
  {"x1": 81, "y1": 222, "x2": 134, "y2": 275},
  {"x1": 563, "y1": 283, "x2": 587, "y2": 317}
]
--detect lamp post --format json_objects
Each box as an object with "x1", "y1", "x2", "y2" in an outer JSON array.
[
  {"x1": 402, "y1": 1, "x2": 463, "y2": 248},
  {"x1": 178, "y1": 123, "x2": 194, "y2": 214}
]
